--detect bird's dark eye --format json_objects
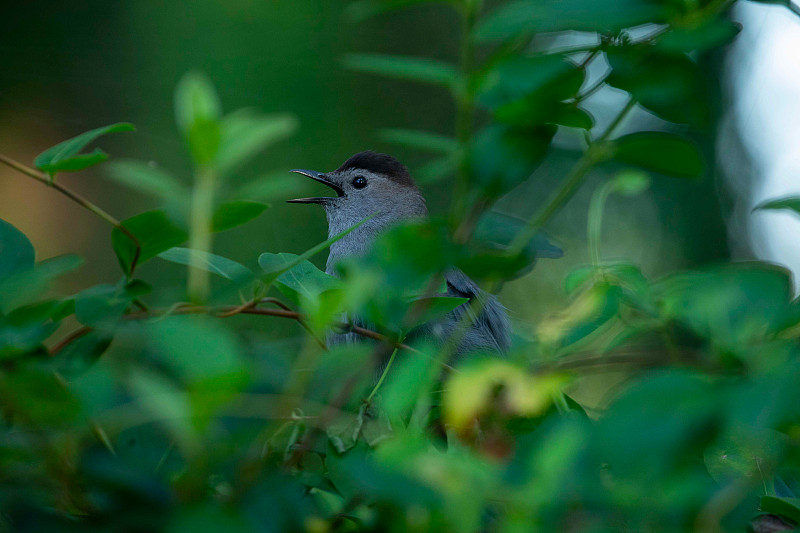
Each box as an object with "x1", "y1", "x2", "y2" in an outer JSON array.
[{"x1": 352, "y1": 176, "x2": 367, "y2": 189}]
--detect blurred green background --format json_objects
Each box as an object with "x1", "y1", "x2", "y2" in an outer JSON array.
[{"x1": 0, "y1": 0, "x2": 731, "y2": 347}]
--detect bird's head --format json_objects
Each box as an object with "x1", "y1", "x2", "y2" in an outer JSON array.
[{"x1": 288, "y1": 151, "x2": 427, "y2": 235}]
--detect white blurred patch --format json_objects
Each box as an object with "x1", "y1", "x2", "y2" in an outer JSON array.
[{"x1": 731, "y1": 2, "x2": 800, "y2": 287}]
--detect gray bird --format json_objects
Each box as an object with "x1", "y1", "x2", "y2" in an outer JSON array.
[{"x1": 288, "y1": 151, "x2": 510, "y2": 359}]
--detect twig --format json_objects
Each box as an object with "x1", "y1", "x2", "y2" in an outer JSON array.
[
  {"x1": 49, "y1": 327, "x2": 93, "y2": 355},
  {"x1": 48, "y1": 302, "x2": 446, "y2": 369},
  {"x1": 0, "y1": 154, "x2": 141, "y2": 274}
]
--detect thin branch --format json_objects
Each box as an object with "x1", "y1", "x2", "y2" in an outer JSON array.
[
  {"x1": 49, "y1": 327, "x2": 92, "y2": 355},
  {"x1": 0, "y1": 154, "x2": 141, "y2": 274},
  {"x1": 48, "y1": 302, "x2": 446, "y2": 369}
]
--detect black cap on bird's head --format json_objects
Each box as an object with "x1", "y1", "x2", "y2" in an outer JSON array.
[{"x1": 287, "y1": 151, "x2": 418, "y2": 205}]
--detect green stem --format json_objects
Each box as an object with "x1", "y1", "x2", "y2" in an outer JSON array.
[
  {"x1": 452, "y1": 0, "x2": 482, "y2": 225},
  {"x1": 366, "y1": 348, "x2": 399, "y2": 404},
  {"x1": 187, "y1": 166, "x2": 216, "y2": 301},
  {"x1": 509, "y1": 98, "x2": 636, "y2": 253},
  {"x1": 0, "y1": 153, "x2": 141, "y2": 274},
  {"x1": 588, "y1": 181, "x2": 613, "y2": 268}
]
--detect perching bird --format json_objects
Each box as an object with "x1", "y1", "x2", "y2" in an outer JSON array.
[{"x1": 288, "y1": 151, "x2": 510, "y2": 359}]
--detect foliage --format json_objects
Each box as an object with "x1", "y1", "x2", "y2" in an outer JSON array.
[{"x1": 1, "y1": 1, "x2": 800, "y2": 532}]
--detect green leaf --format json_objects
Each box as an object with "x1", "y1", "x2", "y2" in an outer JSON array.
[
  {"x1": 378, "y1": 129, "x2": 458, "y2": 154},
  {"x1": 233, "y1": 172, "x2": 308, "y2": 201},
  {"x1": 378, "y1": 347, "x2": 439, "y2": 420},
  {"x1": 0, "y1": 300, "x2": 69, "y2": 359},
  {"x1": 760, "y1": 496, "x2": 800, "y2": 525},
  {"x1": 564, "y1": 266, "x2": 596, "y2": 295},
  {"x1": 755, "y1": 196, "x2": 800, "y2": 216},
  {"x1": 0, "y1": 368, "x2": 81, "y2": 426},
  {"x1": 468, "y1": 124, "x2": 555, "y2": 199},
  {"x1": 614, "y1": 132, "x2": 704, "y2": 178},
  {"x1": 257, "y1": 213, "x2": 375, "y2": 282},
  {"x1": 551, "y1": 106, "x2": 594, "y2": 130},
  {"x1": 143, "y1": 316, "x2": 249, "y2": 423},
  {"x1": 606, "y1": 48, "x2": 705, "y2": 125},
  {"x1": 704, "y1": 426, "x2": 786, "y2": 485},
  {"x1": 655, "y1": 19, "x2": 742, "y2": 53},
  {"x1": 75, "y1": 279, "x2": 149, "y2": 328},
  {"x1": 0, "y1": 219, "x2": 35, "y2": 282},
  {"x1": 34, "y1": 122, "x2": 135, "y2": 175},
  {"x1": 474, "y1": 0, "x2": 664, "y2": 42},
  {"x1": 128, "y1": 369, "x2": 198, "y2": 452},
  {"x1": 216, "y1": 110, "x2": 298, "y2": 175},
  {"x1": 343, "y1": 54, "x2": 460, "y2": 88},
  {"x1": 406, "y1": 296, "x2": 468, "y2": 331},
  {"x1": 472, "y1": 211, "x2": 563, "y2": 259},
  {"x1": 54, "y1": 332, "x2": 112, "y2": 377},
  {"x1": 657, "y1": 262, "x2": 794, "y2": 349},
  {"x1": 158, "y1": 247, "x2": 253, "y2": 281},
  {"x1": 111, "y1": 210, "x2": 189, "y2": 274},
  {"x1": 113, "y1": 202, "x2": 268, "y2": 274},
  {"x1": 211, "y1": 200, "x2": 269, "y2": 232},
  {"x1": 538, "y1": 282, "x2": 622, "y2": 347},
  {"x1": 0, "y1": 255, "x2": 83, "y2": 314},
  {"x1": 479, "y1": 55, "x2": 584, "y2": 110},
  {"x1": 74, "y1": 284, "x2": 125, "y2": 328},
  {"x1": 415, "y1": 155, "x2": 458, "y2": 183},
  {"x1": 145, "y1": 316, "x2": 246, "y2": 384},
  {"x1": 259, "y1": 253, "x2": 341, "y2": 305},
  {"x1": 175, "y1": 71, "x2": 222, "y2": 166},
  {"x1": 106, "y1": 160, "x2": 187, "y2": 199},
  {"x1": 611, "y1": 170, "x2": 650, "y2": 196},
  {"x1": 595, "y1": 370, "x2": 719, "y2": 479}
]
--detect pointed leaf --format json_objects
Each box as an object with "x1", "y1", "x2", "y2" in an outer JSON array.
[
  {"x1": 755, "y1": 196, "x2": 800, "y2": 216},
  {"x1": 216, "y1": 110, "x2": 298, "y2": 175},
  {"x1": 106, "y1": 161, "x2": 187, "y2": 199},
  {"x1": 379, "y1": 129, "x2": 458, "y2": 154},
  {"x1": 0, "y1": 219, "x2": 35, "y2": 282},
  {"x1": 158, "y1": 247, "x2": 253, "y2": 280},
  {"x1": 614, "y1": 132, "x2": 704, "y2": 178},
  {"x1": 111, "y1": 210, "x2": 189, "y2": 274},
  {"x1": 233, "y1": 172, "x2": 308, "y2": 201},
  {"x1": 258, "y1": 213, "x2": 375, "y2": 282},
  {"x1": 406, "y1": 296, "x2": 469, "y2": 330},
  {"x1": 760, "y1": 496, "x2": 800, "y2": 525},
  {"x1": 34, "y1": 122, "x2": 135, "y2": 174},
  {"x1": 175, "y1": 71, "x2": 222, "y2": 166},
  {"x1": 474, "y1": 0, "x2": 664, "y2": 42},
  {"x1": 75, "y1": 279, "x2": 143, "y2": 328},
  {"x1": 468, "y1": 124, "x2": 555, "y2": 199},
  {"x1": 0, "y1": 255, "x2": 83, "y2": 314},
  {"x1": 479, "y1": 55, "x2": 585, "y2": 109},
  {"x1": 265, "y1": 254, "x2": 342, "y2": 305},
  {"x1": 343, "y1": 54, "x2": 460, "y2": 88},
  {"x1": 211, "y1": 201, "x2": 269, "y2": 232}
]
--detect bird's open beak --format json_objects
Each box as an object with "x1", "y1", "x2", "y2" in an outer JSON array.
[{"x1": 287, "y1": 169, "x2": 344, "y2": 204}]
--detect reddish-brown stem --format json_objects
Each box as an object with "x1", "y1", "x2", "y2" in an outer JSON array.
[{"x1": 48, "y1": 302, "x2": 436, "y2": 367}]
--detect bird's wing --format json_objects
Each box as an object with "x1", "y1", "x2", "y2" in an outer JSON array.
[{"x1": 444, "y1": 269, "x2": 511, "y2": 354}]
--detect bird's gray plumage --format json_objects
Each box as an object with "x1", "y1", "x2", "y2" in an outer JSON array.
[{"x1": 288, "y1": 151, "x2": 510, "y2": 361}]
